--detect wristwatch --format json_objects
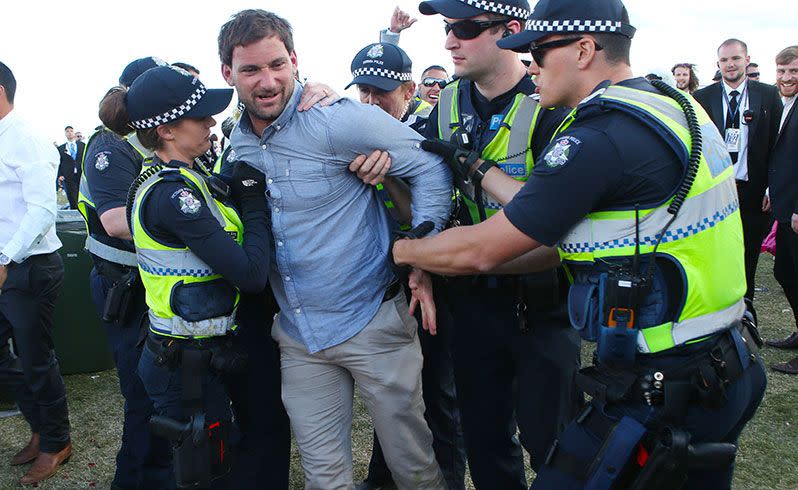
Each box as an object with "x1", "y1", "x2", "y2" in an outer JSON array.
[{"x1": 0, "y1": 253, "x2": 11, "y2": 266}]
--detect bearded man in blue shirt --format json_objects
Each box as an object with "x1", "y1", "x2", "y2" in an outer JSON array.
[{"x1": 219, "y1": 9, "x2": 452, "y2": 490}]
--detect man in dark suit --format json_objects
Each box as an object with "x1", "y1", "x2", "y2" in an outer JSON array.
[
  {"x1": 694, "y1": 38, "x2": 783, "y2": 306},
  {"x1": 765, "y1": 46, "x2": 798, "y2": 372},
  {"x1": 56, "y1": 125, "x2": 85, "y2": 209}
]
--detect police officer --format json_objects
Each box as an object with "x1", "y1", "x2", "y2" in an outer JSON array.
[
  {"x1": 347, "y1": 42, "x2": 467, "y2": 490},
  {"x1": 415, "y1": 0, "x2": 580, "y2": 487},
  {"x1": 393, "y1": 0, "x2": 768, "y2": 488},
  {"x1": 78, "y1": 56, "x2": 173, "y2": 490},
  {"x1": 100, "y1": 64, "x2": 271, "y2": 488}
]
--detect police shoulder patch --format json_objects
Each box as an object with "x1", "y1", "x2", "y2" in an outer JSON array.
[
  {"x1": 170, "y1": 187, "x2": 202, "y2": 216},
  {"x1": 94, "y1": 152, "x2": 110, "y2": 171},
  {"x1": 543, "y1": 135, "x2": 582, "y2": 168}
]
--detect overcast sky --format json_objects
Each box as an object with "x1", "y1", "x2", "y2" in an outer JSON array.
[{"x1": 2, "y1": 0, "x2": 795, "y2": 143}]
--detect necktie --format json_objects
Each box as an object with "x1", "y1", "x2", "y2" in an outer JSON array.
[
  {"x1": 726, "y1": 90, "x2": 739, "y2": 163},
  {"x1": 69, "y1": 142, "x2": 76, "y2": 160}
]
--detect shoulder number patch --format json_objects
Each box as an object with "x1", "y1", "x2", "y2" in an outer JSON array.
[{"x1": 543, "y1": 135, "x2": 582, "y2": 168}]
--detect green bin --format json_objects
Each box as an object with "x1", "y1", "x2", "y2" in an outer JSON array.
[{"x1": 52, "y1": 210, "x2": 114, "y2": 374}]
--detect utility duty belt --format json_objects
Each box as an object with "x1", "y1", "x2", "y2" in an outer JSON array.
[
  {"x1": 92, "y1": 255, "x2": 140, "y2": 324},
  {"x1": 146, "y1": 332, "x2": 247, "y2": 375},
  {"x1": 577, "y1": 320, "x2": 761, "y2": 417}
]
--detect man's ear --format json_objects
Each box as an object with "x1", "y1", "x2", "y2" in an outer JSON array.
[
  {"x1": 405, "y1": 81, "x2": 417, "y2": 101},
  {"x1": 221, "y1": 64, "x2": 234, "y2": 86}
]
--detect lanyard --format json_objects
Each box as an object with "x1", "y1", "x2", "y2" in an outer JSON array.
[{"x1": 722, "y1": 84, "x2": 747, "y2": 123}]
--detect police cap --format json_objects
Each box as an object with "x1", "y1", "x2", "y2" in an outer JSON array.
[
  {"x1": 498, "y1": 0, "x2": 636, "y2": 53},
  {"x1": 346, "y1": 43, "x2": 413, "y2": 92},
  {"x1": 419, "y1": 0, "x2": 531, "y2": 20},
  {"x1": 126, "y1": 66, "x2": 233, "y2": 130},
  {"x1": 119, "y1": 56, "x2": 168, "y2": 88}
]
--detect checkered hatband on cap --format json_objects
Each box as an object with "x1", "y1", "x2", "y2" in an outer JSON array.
[
  {"x1": 526, "y1": 19, "x2": 623, "y2": 34},
  {"x1": 458, "y1": 0, "x2": 531, "y2": 19},
  {"x1": 351, "y1": 67, "x2": 414, "y2": 82},
  {"x1": 130, "y1": 86, "x2": 207, "y2": 129}
]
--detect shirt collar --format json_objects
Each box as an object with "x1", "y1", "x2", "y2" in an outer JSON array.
[
  {"x1": 238, "y1": 80, "x2": 303, "y2": 138},
  {"x1": 722, "y1": 78, "x2": 747, "y2": 96},
  {"x1": 0, "y1": 109, "x2": 17, "y2": 138}
]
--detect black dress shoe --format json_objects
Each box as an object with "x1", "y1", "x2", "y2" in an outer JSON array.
[
  {"x1": 765, "y1": 331, "x2": 798, "y2": 349},
  {"x1": 772, "y1": 356, "x2": 798, "y2": 374}
]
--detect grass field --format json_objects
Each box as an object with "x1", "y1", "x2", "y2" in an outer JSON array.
[{"x1": 1, "y1": 255, "x2": 796, "y2": 489}]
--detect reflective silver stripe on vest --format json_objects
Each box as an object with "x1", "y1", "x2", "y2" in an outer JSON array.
[
  {"x1": 559, "y1": 176, "x2": 739, "y2": 255},
  {"x1": 438, "y1": 85, "x2": 456, "y2": 141},
  {"x1": 79, "y1": 172, "x2": 92, "y2": 203},
  {"x1": 85, "y1": 236, "x2": 138, "y2": 267},
  {"x1": 637, "y1": 299, "x2": 745, "y2": 353},
  {"x1": 600, "y1": 86, "x2": 690, "y2": 135},
  {"x1": 413, "y1": 103, "x2": 433, "y2": 118},
  {"x1": 137, "y1": 248, "x2": 215, "y2": 278},
  {"x1": 149, "y1": 310, "x2": 235, "y2": 338},
  {"x1": 505, "y1": 96, "x2": 538, "y2": 165},
  {"x1": 125, "y1": 132, "x2": 153, "y2": 159}
]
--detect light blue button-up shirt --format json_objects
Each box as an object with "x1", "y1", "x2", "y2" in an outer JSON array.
[{"x1": 231, "y1": 82, "x2": 452, "y2": 353}]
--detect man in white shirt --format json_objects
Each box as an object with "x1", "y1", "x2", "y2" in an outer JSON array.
[
  {"x1": 694, "y1": 39, "x2": 783, "y2": 309},
  {"x1": 0, "y1": 61, "x2": 72, "y2": 485}
]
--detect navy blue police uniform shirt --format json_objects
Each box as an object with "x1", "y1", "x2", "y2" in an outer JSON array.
[
  {"x1": 83, "y1": 129, "x2": 142, "y2": 252},
  {"x1": 424, "y1": 76, "x2": 570, "y2": 160},
  {"x1": 139, "y1": 160, "x2": 271, "y2": 292},
  {"x1": 503, "y1": 77, "x2": 683, "y2": 246}
]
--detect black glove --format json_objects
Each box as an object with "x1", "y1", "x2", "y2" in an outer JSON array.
[
  {"x1": 420, "y1": 138, "x2": 497, "y2": 184},
  {"x1": 389, "y1": 221, "x2": 434, "y2": 274},
  {"x1": 229, "y1": 161, "x2": 267, "y2": 211}
]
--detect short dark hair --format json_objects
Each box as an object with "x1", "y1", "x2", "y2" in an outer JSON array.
[
  {"x1": 218, "y1": 9, "x2": 294, "y2": 67},
  {"x1": 589, "y1": 6, "x2": 631, "y2": 66},
  {"x1": 747, "y1": 62, "x2": 759, "y2": 69},
  {"x1": 421, "y1": 65, "x2": 447, "y2": 78},
  {"x1": 0, "y1": 61, "x2": 16, "y2": 104},
  {"x1": 776, "y1": 46, "x2": 798, "y2": 66},
  {"x1": 64, "y1": 125, "x2": 74, "y2": 131},
  {"x1": 718, "y1": 38, "x2": 748, "y2": 55},
  {"x1": 172, "y1": 62, "x2": 199, "y2": 75}
]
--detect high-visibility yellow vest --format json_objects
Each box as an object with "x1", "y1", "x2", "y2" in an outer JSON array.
[
  {"x1": 131, "y1": 165, "x2": 243, "y2": 339},
  {"x1": 437, "y1": 79, "x2": 542, "y2": 223},
  {"x1": 557, "y1": 85, "x2": 746, "y2": 354}
]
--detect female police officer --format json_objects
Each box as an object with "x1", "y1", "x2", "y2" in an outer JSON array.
[{"x1": 100, "y1": 64, "x2": 271, "y2": 488}]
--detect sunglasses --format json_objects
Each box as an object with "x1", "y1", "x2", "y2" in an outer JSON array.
[
  {"x1": 747, "y1": 72, "x2": 760, "y2": 78},
  {"x1": 421, "y1": 77, "x2": 447, "y2": 89},
  {"x1": 444, "y1": 19, "x2": 506, "y2": 40},
  {"x1": 529, "y1": 37, "x2": 603, "y2": 67}
]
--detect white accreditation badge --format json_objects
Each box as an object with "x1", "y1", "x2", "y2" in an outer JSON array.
[{"x1": 724, "y1": 128, "x2": 741, "y2": 153}]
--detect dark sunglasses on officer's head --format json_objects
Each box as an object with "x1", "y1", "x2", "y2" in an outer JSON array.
[
  {"x1": 421, "y1": 77, "x2": 447, "y2": 89},
  {"x1": 444, "y1": 19, "x2": 507, "y2": 40},
  {"x1": 747, "y1": 72, "x2": 760, "y2": 78},
  {"x1": 528, "y1": 37, "x2": 603, "y2": 67}
]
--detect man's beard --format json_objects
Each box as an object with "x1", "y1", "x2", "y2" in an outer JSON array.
[
  {"x1": 242, "y1": 87, "x2": 288, "y2": 124},
  {"x1": 723, "y1": 70, "x2": 744, "y2": 84}
]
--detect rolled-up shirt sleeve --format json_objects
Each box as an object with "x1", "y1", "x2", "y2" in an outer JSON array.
[
  {"x1": 327, "y1": 102, "x2": 452, "y2": 231},
  {"x1": 2, "y1": 141, "x2": 59, "y2": 263}
]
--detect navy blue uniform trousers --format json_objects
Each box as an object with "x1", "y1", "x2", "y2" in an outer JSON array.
[
  {"x1": 532, "y1": 332, "x2": 767, "y2": 490},
  {"x1": 0, "y1": 252, "x2": 70, "y2": 453},
  {"x1": 223, "y1": 289, "x2": 291, "y2": 489},
  {"x1": 90, "y1": 267, "x2": 172, "y2": 489},
  {"x1": 447, "y1": 279, "x2": 582, "y2": 490}
]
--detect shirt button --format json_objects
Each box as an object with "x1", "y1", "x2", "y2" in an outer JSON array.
[
  {"x1": 274, "y1": 207, "x2": 281, "y2": 213},
  {"x1": 261, "y1": 144, "x2": 268, "y2": 150},
  {"x1": 267, "y1": 178, "x2": 273, "y2": 184},
  {"x1": 294, "y1": 308, "x2": 301, "y2": 314},
  {"x1": 277, "y1": 241, "x2": 284, "y2": 247},
  {"x1": 285, "y1": 276, "x2": 291, "y2": 281}
]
